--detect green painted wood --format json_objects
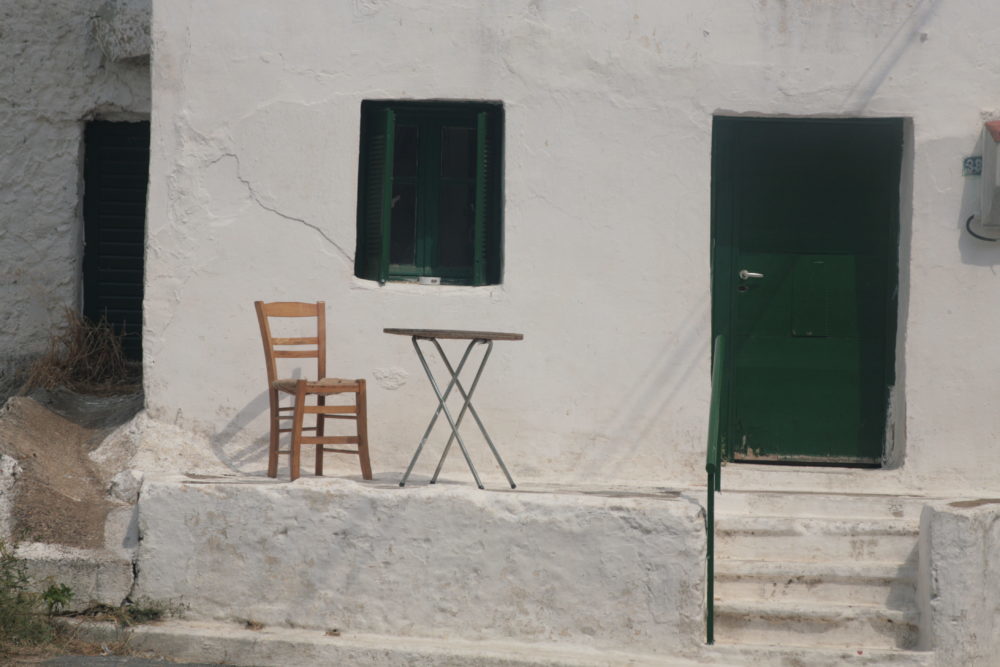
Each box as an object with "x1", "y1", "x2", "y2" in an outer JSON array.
[
  {"x1": 711, "y1": 117, "x2": 902, "y2": 464},
  {"x1": 473, "y1": 111, "x2": 488, "y2": 286},
  {"x1": 355, "y1": 101, "x2": 502, "y2": 285},
  {"x1": 377, "y1": 109, "x2": 396, "y2": 284},
  {"x1": 357, "y1": 107, "x2": 395, "y2": 283}
]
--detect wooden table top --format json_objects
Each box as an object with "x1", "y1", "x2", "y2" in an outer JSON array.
[{"x1": 384, "y1": 328, "x2": 524, "y2": 341}]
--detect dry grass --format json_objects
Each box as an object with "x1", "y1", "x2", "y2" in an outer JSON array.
[{"x1": 20, "y1": 309, "x2": 140, "y2": 396}]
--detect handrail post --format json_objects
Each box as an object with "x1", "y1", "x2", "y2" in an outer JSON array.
[
  {"x1": 704, "y1": 334, "x2": 725, "y2": 646},
  {"x1": 706, "y1": 470, "x2": 715, "y2": 645}
]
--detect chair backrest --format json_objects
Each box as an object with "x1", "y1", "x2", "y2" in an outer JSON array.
[{"x1": 254, "y1": 301, "x2": 327, "y2": 384}]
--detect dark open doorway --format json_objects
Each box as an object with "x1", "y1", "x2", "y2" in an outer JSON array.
[{"x1": 82, "y1": 120, "x2": 149, "y2": 361}]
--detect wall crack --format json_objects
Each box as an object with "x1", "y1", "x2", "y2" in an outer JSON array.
[{"x1": 213, "y1": 152, "x2": 352, "y2": 263}]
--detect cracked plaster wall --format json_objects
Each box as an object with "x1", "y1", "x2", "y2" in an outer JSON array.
[
  {"x1": 0, "y1": 0, "x2": 150, "y2": 386},
  {"x1": 147, "y1": 0, "x2": 1000, "y2": 492}
]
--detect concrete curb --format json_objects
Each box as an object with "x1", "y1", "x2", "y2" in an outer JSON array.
[{"x1": 64, "y1": 619, "x2": 704, "y2": 667}]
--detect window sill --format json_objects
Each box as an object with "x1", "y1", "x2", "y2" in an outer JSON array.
[{"x1": 350, "y1": 276, "x2": 503, "y2": 296}]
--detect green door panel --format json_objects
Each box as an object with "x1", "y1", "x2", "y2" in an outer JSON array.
[{"x1": 712, "y1": 117, "x2": 902, "y2": 465}]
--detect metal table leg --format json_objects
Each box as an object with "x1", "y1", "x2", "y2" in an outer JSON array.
[
  {"x1": 398, "y1": 335, "x2": 517, "y2": 489},
  {"x1": 429, "y1": 339, "x2": 516, "y2": 489},
  {"x1": 399, "y1": 337, "x2": 483, "y2": 488}
]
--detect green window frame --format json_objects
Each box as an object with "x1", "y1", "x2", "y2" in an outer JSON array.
[{"x1": 355, "y1": 100, "x2": 503, "y2": 285}]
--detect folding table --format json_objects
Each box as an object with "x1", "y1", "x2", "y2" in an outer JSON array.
[{"x1": 384, "y1": 328, "x2": 523, "y2": 489}]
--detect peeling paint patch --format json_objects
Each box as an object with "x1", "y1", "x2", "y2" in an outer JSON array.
[{"x1": 373, "y1": 367, "x2": 408, "y2": 390}]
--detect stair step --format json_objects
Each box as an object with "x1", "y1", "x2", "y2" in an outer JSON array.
[
  {"x1": 715, "y1": 516, "x2": 919, "y2": 562},
  {"x1": 706, "y1": 643, "x2": 934, "y2": 666},
  {"x1": 714, "y1": 599, "x2": 919, "y2": 650},
  {"x1": 714, "y1": 490, "x2": 929, "y2": 520},
  {"x1": 716, "y1": 559, "x2": 916, "y2": 607}
]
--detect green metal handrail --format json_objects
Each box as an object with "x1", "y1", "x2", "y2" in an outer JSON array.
[{"x1": 705, "y1": 334, "x2": 726, "y2": 645}]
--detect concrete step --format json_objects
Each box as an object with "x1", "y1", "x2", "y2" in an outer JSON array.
[
  {"x1": 706, "y1": 643, "x2": 934, "y2": 666},
  {"x1": 715, "y1": 490, "x2": 928, "y2": 520},
  {"x1": 714, "y1": 599, "x2": 919, "y2": 650},
  {"x1": 717, "y1": 464, "x2": 922, "y2": 497},
  {"x1": 715, "y1": 516, "x2": 919, "y2": 562},
  {"x1": 17, "y1": 541, "x2": 133, "y2": 611},
  {"x1": 716, "y1": 559, "x2": 916, "y2": 607}
]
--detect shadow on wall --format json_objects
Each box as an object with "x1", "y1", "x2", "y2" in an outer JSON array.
[
  {"x1": 841, "y1": 0, "x2": 941, "y2": 114},
  {"x1": 209, "y1": 391, "x2": 271, "y2": 472},
  {"x1": 570, "y1": 296, "x2": 711, "y2": 482}
]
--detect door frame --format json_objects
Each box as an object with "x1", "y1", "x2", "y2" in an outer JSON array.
[{"x1": 710, "y1": 115, "x2": 903, "y2": 466}]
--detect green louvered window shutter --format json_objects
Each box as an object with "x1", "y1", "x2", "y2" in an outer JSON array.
[
  {"x1": 359, "y1": 109, "x2": 395, "y2": 283},
  {"x1": 472, "y1": 111, "x2": 489, "y2": 286},
  {"x1": 355, "y1": 101, "x2": 501, "y2": 286}
]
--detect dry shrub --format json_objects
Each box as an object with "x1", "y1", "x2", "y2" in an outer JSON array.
[{"x1": 21, "y1": 310, "x2": 139, "y2": 395}]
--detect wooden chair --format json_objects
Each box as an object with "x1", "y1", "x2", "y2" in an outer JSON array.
[{"x1": 254, "y1": 301, "x2": 372, "y2": 481}]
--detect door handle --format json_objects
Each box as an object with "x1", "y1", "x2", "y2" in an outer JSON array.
[{"x1": 738, "y1": 269, "x2": 764, "y2": 280}]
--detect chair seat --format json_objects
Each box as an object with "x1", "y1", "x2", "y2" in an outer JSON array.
[{"x1": 272, "y1": 378, "x2": 361, "y2": 393}]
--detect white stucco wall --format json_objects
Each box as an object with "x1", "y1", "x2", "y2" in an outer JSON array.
[
  {"x1": 146, "y1": 1, "x2": 1000, "y2": 491},
  {"x1": 0, "y1": 0, "x2": 150, "y2": 392}
]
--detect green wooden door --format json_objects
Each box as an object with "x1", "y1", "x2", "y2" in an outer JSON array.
[{"x1": 711, "y1": 117, "x2": 902, "y2": 465}]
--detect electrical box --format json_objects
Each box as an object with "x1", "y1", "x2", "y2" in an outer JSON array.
[{"x1": 980, "y1": 121, "x2": 1000, "y2": 230}]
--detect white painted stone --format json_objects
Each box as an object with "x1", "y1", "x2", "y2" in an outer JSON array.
[
  {"x1": 714, "y1": 490, "x2": 924, "y2": 654},
  {"x1": 715, "y1": 559, "x2": 916, "y2": 607},
  {"x1": 93, "y1": 411, "x2": 234, "y2": 475},
  {"x1": 66, "y1": 617, "x2": 937, "y2": 666},
  {"x1": 716, "y1": 516, "x2": 919, "y2": 563},
  {"x1": 918, "y1": 500, "x2": 1000, "y2": 665},
  {"x1": 0, "y1": 453, "x2": 21, "y2": 541},
  {"x1": 108, "y1": 469, "x2": 143, "y2": 504},
  {"x1": 70, "y1": 619, "x2": 709, "y2": 667},
  {"x1": 103, "y1": 503, "x2": 139, "y2": 555},
  {"x1": 714, "y1": 488, "x2": 929, "y2": 521},
  {"x1": 17, "y1": 541, "x2": 133, "y2": 611},
  {"x1": 0, "y1": 0, "x2": 149, "y2": 374},
  {"x1": 715, "y1": 599, "x2": 918, "y2": 650},
  {"x1": 707, "y1": 644, "x2": 934, "y2": 667},
  {"x1": 91, "y1": 0, "x2": 151, "y2": 62},
  {"x1": 133, "y1": 476, "x2": 705, "y2": 656},
  {"x1": 143, "y1": 0, "x2": 1000, "y2": 496},
  {"x1": 88, "y1": 416, "x2": 141, "y2": 473}
]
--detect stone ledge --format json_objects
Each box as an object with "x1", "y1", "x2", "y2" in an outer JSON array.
[{"x1": 133, "y1": 475, "x2": 705, "y2": 655}]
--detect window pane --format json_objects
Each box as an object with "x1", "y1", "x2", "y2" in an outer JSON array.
[
  {"x1": 441, "y1": 126, "x2": 475, "y2": 179},
  {"x1": 437, "y1": 182, "x2": 474, "y2": 268},
  {"x1": 390, "y1": 183, "x2": 416, "y2": 265},
  {"x1": 393, "y1": 125, "x2": 418, "y2": 178}
]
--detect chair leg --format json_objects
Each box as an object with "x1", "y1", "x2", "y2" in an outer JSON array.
[
  {"x1": 356, "y1": 379, "x2": 373, "y2": 480},
  {"x1": 267, "y1": 389, "x2": 280, "y2": 478},
  {"x1": 290, "y1": 381, "x2": 307, "y2": 481},
  {"x1": 315, "y1": 394, "x2": 325, "y2": 476}
]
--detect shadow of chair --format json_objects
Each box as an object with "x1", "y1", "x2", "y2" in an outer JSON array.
[{"x1": 254, "y1": 300, "x2": 372, "y2": 481}]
